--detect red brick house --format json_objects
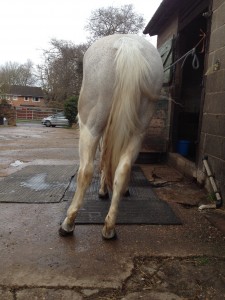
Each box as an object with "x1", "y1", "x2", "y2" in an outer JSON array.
[{"x1": 2, "y1": 85, "x2": 46, "y2": 108}]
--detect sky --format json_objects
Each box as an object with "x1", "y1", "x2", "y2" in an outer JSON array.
[{"x1": 1, "y1": 0, "x2": 162, "y2": 66}]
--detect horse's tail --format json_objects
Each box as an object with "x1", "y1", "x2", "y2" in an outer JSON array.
[{"x1": 101, "y1": 37, "x2": 156, "y2": 190}]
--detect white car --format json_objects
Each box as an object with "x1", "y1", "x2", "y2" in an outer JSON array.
[
  {"x1": 41, "y1": 112, "x2": 69, "y2": 127},
  {"x1": 41, "y1": 115, "x2": 52, "y2": 125}
]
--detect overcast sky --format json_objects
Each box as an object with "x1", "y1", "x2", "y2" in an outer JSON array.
[{"x1": 1, "y1": 0, "x2": 161, "y2": 65}]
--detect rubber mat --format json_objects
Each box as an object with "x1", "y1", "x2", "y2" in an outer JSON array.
[
  {"x1": 63, "y1": 166, "x2": 182, "y2": 225},
  {"x1": 0, "y1": 165, "x2": 77, "y2": 203}
]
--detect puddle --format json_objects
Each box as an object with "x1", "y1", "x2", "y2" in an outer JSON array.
[
  {"x1": 21, "y1": 173, "x2": 50, "y2": 191},
  {"x1": 20, "y1": 173, "x2": 68, "y2": 192}
]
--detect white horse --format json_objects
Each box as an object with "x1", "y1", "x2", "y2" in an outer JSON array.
[{"x1": 59, "y1": 34, "x2": 163, "y2": 239}]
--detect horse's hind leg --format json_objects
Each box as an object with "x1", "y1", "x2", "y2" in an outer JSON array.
[
  {"x1": 98, "y1": 168, "x2": 130, "y2": 200},
  {"x1": 102, "y1": 136, "x2": 142, "y2": 239},
  {"x1": 59, "y1": 123, "x2": 100, "y2": 236},
  {"x1": 98, "y1": 170, "x2": 109, "y2": 199}
]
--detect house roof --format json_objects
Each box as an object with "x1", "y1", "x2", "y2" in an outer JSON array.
[
  {"x1": 143, "y1": 0, "x2": 180, "y2": 36},
  {"x1": 8, "y1": 85, "x2": 44, "y2": 97}
]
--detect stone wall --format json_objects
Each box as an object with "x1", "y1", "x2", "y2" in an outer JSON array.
[{"x1": 198, "y1": 0, "x2": 225, "y2": 200}]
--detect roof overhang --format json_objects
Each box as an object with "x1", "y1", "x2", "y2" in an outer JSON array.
[{"x1": 143, "y1": 0, "x2": 180, "y2": 36}]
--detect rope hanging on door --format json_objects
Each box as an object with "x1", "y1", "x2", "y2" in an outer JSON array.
[{"x1": 164, "y1": 29, "x2": 206, "y2": 72}]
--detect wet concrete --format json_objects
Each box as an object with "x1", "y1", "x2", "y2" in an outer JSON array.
[
  {"x1": 0, "y1": 124, "x2": 79, "y2": 178},
  {"x1": 0, "y1": 122, "x2": 225, "y2": 299}
]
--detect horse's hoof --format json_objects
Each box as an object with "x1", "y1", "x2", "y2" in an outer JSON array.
[
  {"x1": 123, "y1": 190, "x2": 130, "y2": 197},
  {"x1": 58, "y1": 226, "x2": 74, "y2": 237},
  {"x1": 102, "y1": 227, "x2": 117, "y2": 240},
  {"x1": 98, "y1": 192, "x2": 109, "y2": 200},
  {"x1": 102, "y1": 232, "x2": 117, "y2": 240}
]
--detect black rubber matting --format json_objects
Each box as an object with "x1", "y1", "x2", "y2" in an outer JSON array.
[
  {"x1": 0, "y1": 165, "x2": 77, "y2": 203},
  {"x1": 63, "y1": 166, "x2": 182, "y2": 225}
]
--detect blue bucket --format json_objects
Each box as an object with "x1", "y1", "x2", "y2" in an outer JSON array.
[{"x1": 177, "y1": 140, "x2": 191, "y2": 156}]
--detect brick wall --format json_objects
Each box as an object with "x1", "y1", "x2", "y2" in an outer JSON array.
[
  {"x1": 10, "y1": 96, "x2": 46, "y2": 107},
  {"x1": 142, "y1": 98, "x2": 169, "y2": 153},
  {"x1": 198, "y1": 0, "x2": 225, "y2": 200}
]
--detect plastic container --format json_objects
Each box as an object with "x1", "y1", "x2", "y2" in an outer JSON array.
[
  {"x1": 177, "y1": 140, "x2": 191, "y2": 156},
  {"x1": 4, "y1": 117, "x2": 8, "y2": 126}
]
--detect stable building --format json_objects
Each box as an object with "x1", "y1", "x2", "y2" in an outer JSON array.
[{"x1": 144, "y1": 0, "x2": 225, "y2": 204}]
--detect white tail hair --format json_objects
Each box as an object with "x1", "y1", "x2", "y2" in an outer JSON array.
[{"x1": 101, "y1": 37, "x2": 155, "y2": 190}]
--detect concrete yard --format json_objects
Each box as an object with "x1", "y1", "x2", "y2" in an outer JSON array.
[{"x1": 0, "y1": 122, "x2": 225, "y2": 300}]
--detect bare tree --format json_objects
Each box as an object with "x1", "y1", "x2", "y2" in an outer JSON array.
[
  {"x1": 0, "y1": 60, "x2": 36, "y2": 88},
  {"x1": 37, "y1": 39, "x2": 88, "y2": 105},
  {"x1": 84, "y1": 4, "x2": 145, "y2": 42},
  {"x1": 36, "y1": 5, "x2": 144, "y2": 106}
]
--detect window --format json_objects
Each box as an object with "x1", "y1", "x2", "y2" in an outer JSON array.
[
  {"x1": 32, "y1": 97, "x2": 40, "y2": 102},
  {"x1": 24, "y1": 96, "x2": 29, "y2": 101},
  {"x1": 13, "y1": 96, "x2": 18, "y2": 100}
]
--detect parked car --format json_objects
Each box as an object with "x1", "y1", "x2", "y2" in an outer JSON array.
[
  {"x1": 41, "y1": 112, "x2": 69, "y2": 127},
  {"x1": 41, "y1": 115, "x2": 52, "y2": 125}
]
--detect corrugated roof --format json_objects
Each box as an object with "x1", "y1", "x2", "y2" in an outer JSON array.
[{"x1": 8, "y1": 85, "x2": 44, "y2": 97}]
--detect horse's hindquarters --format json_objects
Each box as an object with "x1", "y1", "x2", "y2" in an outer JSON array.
[{"x1": 59, "y1": 34, "x2": 163, "y2": 240}]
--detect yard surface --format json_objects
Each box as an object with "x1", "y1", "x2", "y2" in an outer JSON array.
[{"x1": 0, "y1": 122, "x2": 225, "y2": 299}]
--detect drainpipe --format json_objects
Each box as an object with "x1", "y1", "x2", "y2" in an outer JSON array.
[{"x1": 201, "y1": 156, "x2": 222, "y2": 208}]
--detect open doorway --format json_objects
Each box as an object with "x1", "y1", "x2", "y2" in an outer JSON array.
[{"x1": 172, "y1": 10, "x2": 208, "y2": 161}]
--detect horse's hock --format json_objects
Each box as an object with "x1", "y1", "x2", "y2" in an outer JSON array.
[{"x1": 0, "y1": 100, "x2": 16, "y2": 126}]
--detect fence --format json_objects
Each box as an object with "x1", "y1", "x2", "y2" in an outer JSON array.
[{"x1": 15, "y1": 107, "x2": 63, "y2": 120}]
